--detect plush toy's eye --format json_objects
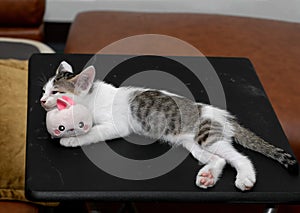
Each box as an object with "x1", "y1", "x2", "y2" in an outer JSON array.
[
  {"x1": 79, "y1": 122, "x2": 84, "y2": 128},
  {"x1": 58, "y1": 125, "x2": 65, "y2": 131}
]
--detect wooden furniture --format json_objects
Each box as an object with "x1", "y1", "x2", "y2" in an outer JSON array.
[{"x1": 0, "y1": 0, "x2": 45, "y2": 41}]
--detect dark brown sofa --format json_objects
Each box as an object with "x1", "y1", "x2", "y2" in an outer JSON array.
[{"x1": 0, "y1": 0, "x2": 45, "y2": 41}]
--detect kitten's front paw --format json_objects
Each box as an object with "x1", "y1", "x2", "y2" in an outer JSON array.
[{"x1": 60, "y1": 137, "x2": 82, "y2": 147}]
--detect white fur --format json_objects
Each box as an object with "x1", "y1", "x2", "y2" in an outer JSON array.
[
  {"x1": 59, "y1": 61, "x2": 73, "y2": 73},
  {"x1": 41, "y1": 78, "x2": 64, "y2": 111},
  {"x1": 205, "y1": 140, "x2": 256, "y2": 190},
  {"x1": 182, "y1": 138, "x2": 226, "y2": 188},
  {"x1": 61, "y1": 81, "x2": 136, "y2": 146},
  {"x1": 201, "y1": 104, "x2": 235, "y2": 139},
  {"x1": 55, "y1": 61, "x2": 73, "y2": 75},
  {"x1": 200, "y1": 105, "x2": 255, "y2": 190}
]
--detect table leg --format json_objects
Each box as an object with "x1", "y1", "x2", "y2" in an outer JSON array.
[
  {"x1": 118, "y1": 202, "x2": 138, "y2": 213},
  {"x1": 264, "y1": 205, "x2": 278, "y2": 213}
]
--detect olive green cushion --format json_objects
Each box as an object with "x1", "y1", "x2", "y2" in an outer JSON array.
[{"x1": 0, "y1": 59, "x2": 57, "y2": 206}]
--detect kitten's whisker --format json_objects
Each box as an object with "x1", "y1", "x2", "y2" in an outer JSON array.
[{"x1": 34, "y1": 74, "x2": 49, "y2": 87}]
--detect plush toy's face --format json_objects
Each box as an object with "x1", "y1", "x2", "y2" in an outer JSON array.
[{"x1": 46, "y1": 96, "x2": 92, "y2": 138}]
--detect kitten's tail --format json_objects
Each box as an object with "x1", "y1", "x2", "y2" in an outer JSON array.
[{"x1": 232, "y1": 121, "x2": 299, "y2": 175}]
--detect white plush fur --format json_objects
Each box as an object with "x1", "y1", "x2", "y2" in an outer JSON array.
[{"x1": 46, "y1": 98, "x2": 92, "y2": 138}]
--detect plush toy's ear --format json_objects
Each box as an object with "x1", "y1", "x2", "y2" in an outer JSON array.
[
  {"x1": 56, "y1": 61, "x2": 73, "y2": 74},
  {"x1": 57, "y1": 96, "x2": 74, "y2": 110},
  {"x1": 61, "y1": 96, "x2": 74, "y2": 105},
  {"x1": 70, "y1": 66, "x2": 95, "y2": 96}
]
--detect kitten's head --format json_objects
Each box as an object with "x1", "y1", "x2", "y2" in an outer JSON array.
[{"x1": 40, "y1": 61, "x2": 95, "y2": 111}]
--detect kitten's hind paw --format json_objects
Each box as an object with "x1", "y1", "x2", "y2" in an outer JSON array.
[
  {"x1": 196, "y1": 171, "x2": 215, "y2": 188},
  {"x1": 196, "y1": 159, "x2": 226, "y2": 189}
]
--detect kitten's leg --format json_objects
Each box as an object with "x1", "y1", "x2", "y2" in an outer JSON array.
[
  {"x1": 202, "y1": 140, "x2": 256, "y2": 191},
  {"x1": 60, "y1": 124, "x2": 131, "y2": 147},
  {"x1": 182, "y1": 140, "x2": 226, "y2": 189}
]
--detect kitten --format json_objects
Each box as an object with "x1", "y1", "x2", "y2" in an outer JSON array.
[{"x1": 40, "y1": 61, "x2": 298, "y2": 191}]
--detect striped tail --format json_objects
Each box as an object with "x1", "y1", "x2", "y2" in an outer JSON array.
[{"x1": 232, "y1": 121, "x2": 299, "y2": 175}]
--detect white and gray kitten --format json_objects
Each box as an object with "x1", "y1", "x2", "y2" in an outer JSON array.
[{"x1": 40, "y1": 61, "x2": 298, "y2": 191}]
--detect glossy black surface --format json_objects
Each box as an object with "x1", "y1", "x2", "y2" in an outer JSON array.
[{"x1": 26, "y1": 54, "x2": 300, "y2": 203}]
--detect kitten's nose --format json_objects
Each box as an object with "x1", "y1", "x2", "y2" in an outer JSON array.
[{"x1": 40, "y1": 100, "x2": 46, "y2": 105}]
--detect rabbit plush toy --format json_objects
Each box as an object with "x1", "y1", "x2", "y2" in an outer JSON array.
[{"x1": 46, "y1": 96, "x2": 92, "y2": 138}]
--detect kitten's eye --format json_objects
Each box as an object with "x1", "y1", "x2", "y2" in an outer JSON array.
[
  {"x1": 58, "y1": 125, "x2": 65, "y2": 131},
  {"x1": 79, "y1": 122, "x2": 84, "y2": 128},
  {"x1": 51, "y1": 91, "x2": 59, "y2": 95},
  {"x1": 42, "y1": 89, "x2": 45, "y2": 94}
]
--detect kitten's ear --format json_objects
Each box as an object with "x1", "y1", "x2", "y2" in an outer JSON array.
[
  {"x1": 56, "y1": 61, "x2": 73, "y2": 74},
  {"x1": 71, "y1": 66, "x2": 95, "y2": 96}
]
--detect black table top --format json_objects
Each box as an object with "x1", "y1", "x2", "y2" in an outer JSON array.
[{"x1": 25, "y1": 54, "x2": 300, "y2": 203}]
